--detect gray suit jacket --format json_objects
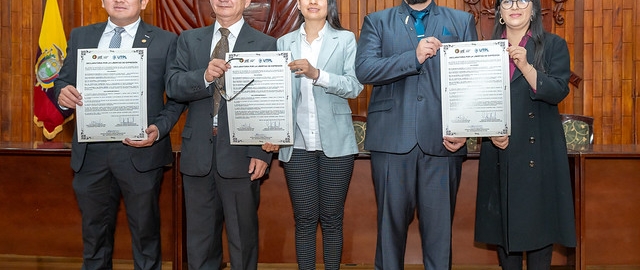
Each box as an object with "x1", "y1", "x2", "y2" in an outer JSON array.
[
  {"x1": 167, "y1": 23, "x2": 276, "y2": 178},
  {"x1": 54, "y1": 21, "x2": 184, "y2": 172},
  {"x1": 355, "y1": 3, "x2": 477, "y2": 156},
  {"x1": 276, "y1": 25, "x2": 363, "y2": 162}
]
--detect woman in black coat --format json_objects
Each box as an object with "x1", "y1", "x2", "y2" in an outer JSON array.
[{"x1": 474, "y1": 0, "x2": 576, "y2": 269}]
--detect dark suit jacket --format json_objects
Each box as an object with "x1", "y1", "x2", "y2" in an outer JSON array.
[
  {"x1": 166, "y1": 22, "x2": 276, "y2": 178},
  {"x1": 54, "y1": 21, "x2": 184, "y2": 172},
  {"x1": 355, "y1": 3, "x2": 477, "y2": 156}
]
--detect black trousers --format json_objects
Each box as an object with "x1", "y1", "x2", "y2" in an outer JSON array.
[
  {"x1": 182, "y1": 143, "x2": 260, "y2": 270},
  {"x1": 498, "y1": 244, "x2": 554, "y2": 270},
  {"x1": 283, "y1": 149, "x2": 354, "y2": 270},
  {"x1": 74, "y1": 143, "x2": 163, "y2": 270},
  {"x1": 370, "y1": 147, "x2": 463, "y2": 270}
]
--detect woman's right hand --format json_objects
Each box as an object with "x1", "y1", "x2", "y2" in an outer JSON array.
[
  {"x1": 262, "y1": 142, "x2": 280, "y2": 153},
  {"x1": 490, "y1": 136, "x2": 509, "y2": 150}
]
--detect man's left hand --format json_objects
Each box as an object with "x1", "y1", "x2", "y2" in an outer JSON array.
[{"x1": 248, "y1": 158, "x2": 268, "y2": 181}]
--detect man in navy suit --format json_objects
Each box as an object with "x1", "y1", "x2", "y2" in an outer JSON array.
[
  {"x1": 355, "y1": 0, "x2": 477, "y2": 269},
  {"x1": 166, "y1": 0, "x2": 276, "y2": 269},
  {"x1": 54, "y1": 0, "x2": 184, "y2": 269}
]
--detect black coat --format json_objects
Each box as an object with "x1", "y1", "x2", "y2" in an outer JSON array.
[{"x1": 474, "y1": 33, "x2": 577, "y2": 252}]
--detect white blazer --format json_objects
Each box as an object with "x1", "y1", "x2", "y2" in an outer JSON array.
[{"x1": 276, "y1": 24, "x2": 363, "y2": 162}]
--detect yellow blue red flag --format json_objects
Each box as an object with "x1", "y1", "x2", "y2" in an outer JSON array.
[{"x1": 33, "y1": 0, "x2": 73, "y2": 140}]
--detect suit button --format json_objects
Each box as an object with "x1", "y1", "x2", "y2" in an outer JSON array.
[
  {"x1": 529, "y1": 160, "x2": 535, "y2": 168},
  {"x1": 417, "y1": 96, "x2": 423, "y2": 101},
  {"x1": 528, "y1": 112, "x2": 535, "y2": 118},
  {"x1": 529, "y1": 136, "x2": 535, "y2": 143}
]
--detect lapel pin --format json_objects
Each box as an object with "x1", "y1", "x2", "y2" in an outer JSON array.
[{"x1": 142, "y1": 39, "x2": 147, "y2": 43}]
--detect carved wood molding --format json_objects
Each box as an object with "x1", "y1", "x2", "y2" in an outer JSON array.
[
  {"x1": 464, "y1": 0, "x2": 581, "y2": 87},
  {"x1": 465, "y1": 0, "x2": 567, "y2": 26},
  {"x1": 552, "y1": 0, "x2": 568, "y2": 26}
]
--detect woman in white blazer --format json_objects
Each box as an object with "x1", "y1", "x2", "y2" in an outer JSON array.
[{"x1": 263, "y1": 0, "x2": 363, "y2": 268}]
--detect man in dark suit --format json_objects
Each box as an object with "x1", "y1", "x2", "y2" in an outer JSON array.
[
  {"x1": 166, "y1": 0, "x2": 276, "y2": 269},
  {"x1": 54, "y1": 0, "x2": 184, "y2": 269},
  {"x1": 355, "y1": 0, "x2": 477, "y2": 269}
]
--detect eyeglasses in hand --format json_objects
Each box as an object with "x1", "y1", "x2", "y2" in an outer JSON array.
[
  {"x1": 214, "y1": 58, "x2": 254, "y2": 101},
  {"x1": 500, "y1": 0, "x2": 531, "y2": 9},
  {"x1": 216, "y1": 78, "x2": 254, "y2": 101}
]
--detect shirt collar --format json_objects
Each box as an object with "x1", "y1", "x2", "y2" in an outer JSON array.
[
  {"x1": 214, "y1": 18, "x2": 245, "y2": 39},
  {"x1": 106, "y1": 17, "x2": 141, "y2": 37},
  {"x1": 299, "y1": 21, "x2": 328, "y2": 40}
]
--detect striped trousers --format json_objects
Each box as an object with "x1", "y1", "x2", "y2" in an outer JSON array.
[{"x1": 283, "y1": 149, "x2": 355, "y2": 270}]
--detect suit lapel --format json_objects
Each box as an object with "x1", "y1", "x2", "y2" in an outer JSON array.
[
  {"x1": 397, "y1": 7, "x2": 420, "y2": 48},
  {"x1": 425, "y1": 5, "x2": 441, "y2": 38},
  {"x1": 234, "y1": 23, "x2": 258, "y2": 52},
  {"x1": 197, "y1": 25, "x2": 215, "y2": 68},
  {"x1": 133, "y1": 21, "x2": 152, "y2": 49},
  {"x1": 316, "y1": 27, "x2": 338, "y2": 70},
  {"x1": 289, "y1": 30, "x2": 302, "y2": 60},
  {"x1": 87, "y1": 23, "x2": 106, "y2": 48}
]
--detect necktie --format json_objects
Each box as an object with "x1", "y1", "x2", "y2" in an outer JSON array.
[
  {"x1": 109, "y1": 27, "x2": 125, "y2": 48},
  {"x1": 410, "y1": 10, "x2": 428, "y2": 40},
  {"x1": 211, "y1": 28, "x2": 230, "y2": 117}
]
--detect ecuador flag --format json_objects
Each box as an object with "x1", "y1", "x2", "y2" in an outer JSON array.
[{"x1": 33, "y1": 0, "x2": 73, "y2": 140}]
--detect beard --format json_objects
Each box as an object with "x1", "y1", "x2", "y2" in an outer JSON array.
[{"x1": 405, "y1": 0, "x2": 429, "y2": 5}]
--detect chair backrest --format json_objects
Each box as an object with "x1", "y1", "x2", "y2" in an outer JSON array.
[
  {"x1": 560, "y1": 114, "x2": 594, "y2": 150},
  {"x1": 352, "y1": 115, "x2": 368, "y2": 155},
  {"x1": 156, "y1": 0, "x2": 301, "y2": 38}
]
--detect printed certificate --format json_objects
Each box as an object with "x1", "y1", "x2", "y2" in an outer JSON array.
[
  {"x1": 224, "y1": 51, "x2": 293, "y2": 145},
  {"x1": 440, "y1": 39, "x2": 511, "y2": 137},
  {"x1": 76, "y1": 48, "x2": 148, "y2": 142}
]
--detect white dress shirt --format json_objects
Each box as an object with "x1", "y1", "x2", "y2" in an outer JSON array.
[
  {"x1": 206, "y1": 19, "x2": 245, "y2": 127},
  {"x1": 99, "y1": 18, "x2": 140, "y2": 49},
  {"x1": 293, "y1": 22, "x2": 330, "y2": 151}
]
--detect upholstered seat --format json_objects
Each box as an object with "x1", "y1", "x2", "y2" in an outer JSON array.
[{"x1": 560, "y1": 114, "x2": 594, "y2": 151}]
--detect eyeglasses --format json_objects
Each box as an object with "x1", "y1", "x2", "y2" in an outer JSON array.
[
  {"x1": 215, "y1": 58, "x2": 254, "y2": 101},
  {"x1": 215, "y1": 78, "x2": 254, "y2": 101},
  {"x1": 500, "y1": 0, "x2": 531, "y2": 9}
]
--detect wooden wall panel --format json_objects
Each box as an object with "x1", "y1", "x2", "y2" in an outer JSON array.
[
  {"x1": 0, "y1": 0, "x2": 638, "y2": 145},
  {"x1": 0, "y1": 149, "x2": 177, "y2": 261},
  {"x1": 636, "y1": 0, "x2": 640, "y2": 145},
  {"x1": 583, "y1": 0, "x2": 638, "y2": 144}
]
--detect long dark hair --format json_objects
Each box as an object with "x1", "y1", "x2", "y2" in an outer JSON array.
[
  {"x1": 296, "y1": 0, "x2": 345, "y2": 31},
  {"x1": 493, "y1": 0, "x2": 545, "y2": 71}
]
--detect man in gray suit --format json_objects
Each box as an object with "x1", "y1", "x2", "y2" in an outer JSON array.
[
  {"x1": 54, "y1": 0, "x2": 184, "y2": 269},
  {"x1": 355, "y1": 0, "x2": 477, "y2": 269},
  {"x1": 166, "y1": 0, "x2": 276, "y2": 269}
]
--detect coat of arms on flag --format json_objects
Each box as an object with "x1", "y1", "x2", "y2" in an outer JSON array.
[{"x1": 33, "y1": 0, "x2": 73, "y2": 140}]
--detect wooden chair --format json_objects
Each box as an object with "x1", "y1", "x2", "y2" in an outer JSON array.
[
  {"x1": 156, "y1": 0, "x2": 301, "y2": 38},
  {"x1": 560, "y1": 114, "x2": 594, "y2": 150}
]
